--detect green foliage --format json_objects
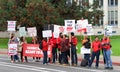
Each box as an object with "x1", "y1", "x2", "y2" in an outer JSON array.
[{"x1": 0, "y1": 0, "x2": 103, "y2": 32}]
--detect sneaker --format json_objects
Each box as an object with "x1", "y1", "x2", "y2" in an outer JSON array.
[
  {"x1": 11, "y1": 60, "x2": 14, "y2": 63},
  {"x1": 105, "y1": 67, "x2": 109, "y2": 69},
  {"x1": 109, "y1": 67, "x2": 113, "y2": 70},
  {"x1": 95, "y1": 66, "x2": 98, "y2": 69}
]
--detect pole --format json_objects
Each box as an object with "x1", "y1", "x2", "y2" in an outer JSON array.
[{"x1": 68, "y1": 32, "x2": 72, "y2": 66}]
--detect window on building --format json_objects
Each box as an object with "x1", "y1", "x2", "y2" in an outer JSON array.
[
  {"x1": 99, "y1": 0, "x2": 103, "y2": 6},
  {"x1": 108, "y1": 0, "x2": 118, "y2": 6}
]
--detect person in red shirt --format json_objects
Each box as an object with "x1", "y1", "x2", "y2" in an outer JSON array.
[
  {"x1": 89, "y1": 36, "x2": 101, "y2": 68},
  {"x1": 101, "y1": 36, "x2": 113, "y2": 69},
  {"x1": 70, "y1": 32, "x2": 78, "y2": 66},
  {"x1": 57, "y1": 33, "x2": 63, "y2": 64},
  {"x1": 42, "y1": 38, "x2": 48, "y2": 65}
]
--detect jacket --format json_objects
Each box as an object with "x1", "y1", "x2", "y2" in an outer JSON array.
[{"x1": 101, "y1": 39, "x2": 111, "y2": 50}]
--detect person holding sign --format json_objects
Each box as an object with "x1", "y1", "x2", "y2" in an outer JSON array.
[
  {"x1": 82, "y1": 37, "x2": 91, "y2": 66},
  {"x1": 70, "y1": 32, "x2": 78, "y2": 66},
  {"x1": 8, "y1": 33, "x2": 19, "y2": 63},
  {"x1": 89, "y1": 36, "x2": 101, "y2": 69},
  {"x1": 42, "y1": 38, "x2": 49, "y2": 65},
  {"x1": 101, "y1": 36, "x2": 113, "y2": 69}
]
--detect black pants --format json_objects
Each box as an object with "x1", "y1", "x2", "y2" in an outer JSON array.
[
  {"x1": 62, "y1": 51, "x2": 68, "y2": 64},
  {"x1": 21, "y1": 49, "x2": 28, "y2": 62},
  {"x1": 89, "y1": 51, "x2": 100, "y2": 67},
  {"x1": 52, "y1": 48, "x2": 57, "y2": 63},
  {"x1": 84, "y1": 54, "x2": 90, "y2": 65}
]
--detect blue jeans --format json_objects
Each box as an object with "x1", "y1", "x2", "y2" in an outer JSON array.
[
  {"x1": 103, "y1": 49, "x2": 113, "y2": 67},
  {"x1": 89, "y1": 51, "x2": 100, "y2": 67},
  {"x1": 14, "y1": 54, "x2": 19, "y2": 61},
  {"x1": 43, "y1": 51, "x2": 48, "y2": 64},
  {"x1": 71, "y1": 46, "x2": 77, "y2": 64}
]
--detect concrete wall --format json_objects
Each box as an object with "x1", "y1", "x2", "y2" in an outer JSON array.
[{"x1": 0, "y1": 28, "x2": 120, "y2": 38}]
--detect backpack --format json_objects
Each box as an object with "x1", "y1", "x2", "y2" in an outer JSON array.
[{"x1": 39, "y1": 40, "x2": 43, "y2": 49}]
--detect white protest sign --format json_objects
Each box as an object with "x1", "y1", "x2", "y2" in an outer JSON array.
[
  {"x1": 80, "y1": 46, "x2": 91, "y2": 54},
  {"x1": 8, "y1": 44, "x2": 18, "y2": 55},
  {"x1": 76, "y1": 19, "x2": 88, "y2": 32},
  {"x1": 77, "y1": 19, "x2": 88, "y2": 28},
  {"x1": 19, "y1": 27, "x2": 26, "y2": 37},
  {"x1": 7, "y1": 21, "x2": 16, "y2": 31},
  {"x1": 42, "y1": 30, "x2": 52, "y2": 38},
  {"x1": 104, "y1": 25, "x2": 112, "y2": 36},
  {"x1": 65, "y1": 20, "x2": 75, "y2": 32},
  {"x1": 27, "y1": 27, "x2": 37, "y2": 37},
  {"x1": 54, "y1": 25, "x2": 60, "y2": 38},
  {"x1": 86, "y1": 24, "x2": 93, "y2": 35}
]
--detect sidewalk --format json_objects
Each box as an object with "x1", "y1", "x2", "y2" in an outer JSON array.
[{"x1": 0, "y1": 49, "x2": 120, "y2": 66}]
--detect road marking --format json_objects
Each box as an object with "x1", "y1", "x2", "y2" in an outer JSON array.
[
  {"x1": 49, "y1": 63, "x2": 105, "y2": 72},
  {"x1": 0, "y1": 63, "x2": 49, "y2": 72},
  {"x1": 0, "y1": 62, "x2": 66, "y2": 72}
]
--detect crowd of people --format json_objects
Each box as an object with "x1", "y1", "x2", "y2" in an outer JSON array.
[{"x1": 8, "y1": 32, "x2": 113, "y2": 70}]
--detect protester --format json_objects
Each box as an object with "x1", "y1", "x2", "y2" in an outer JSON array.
[
  {"x1": 19, "y1": 36, "x2": 28, "y2": 62},
  {"x1": 60, "y1": 34, "x2": 70, "y2": 66},
  {"x1": 42, "y1": 38, "x2": 48, "y2": 65},
  {"x1": 89, "y1": 36, "x2": 101, "y2": 68},
  {"x1": 101, "y1": 36, "x2": 113, "y2": 69},
  {"x1": 8, "y1": 33, "x2": 19, "y2": 63},
  {"x1": 32, "y1": 36, "x2": 40, "y2": 62},
  {"x1": 49, "y1": 37, "x2": 57, "y2": 63},
  {"x1": 83, "y1": 37, "x2": 91, "y2": 66},
  {"x1": 57, "y1": 33, "x2": 63, "y2": 64},
  {"x1": 70, "y1": 32, "x2": 78, "y2": 66}
]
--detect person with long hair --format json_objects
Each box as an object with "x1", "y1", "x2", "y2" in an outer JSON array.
[
  {"x1": 101, "y1": 36, "x2": 113, "y2": 69},
  {"x1": 19, "y1": 36, "x2": 28, "y2": 62}
]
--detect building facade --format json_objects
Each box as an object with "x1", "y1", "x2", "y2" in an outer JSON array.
[{"x1": 74, "y1": 0, "x2": 120, "y2": 35}]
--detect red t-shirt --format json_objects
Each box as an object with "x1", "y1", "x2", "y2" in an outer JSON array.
[{"x1": 92, "y1": 41, "x2": 101, "y2": 52}]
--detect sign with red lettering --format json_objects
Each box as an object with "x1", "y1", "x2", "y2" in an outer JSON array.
[
  {"x1": 23, "y1": 44, "x2": 52, "y2": 58},
  {"x1": 76, "y1": 19, "x2": 88, "y2": 32},
  {"x1": 8, "y1": 44, "x2": 18, "y2": 55},
  {"x1": 65, "y1": 20, "x2": 75, "y2": 32},
  {"x1": 7, "y1": 21, "x2": 16, "y2": 31}
]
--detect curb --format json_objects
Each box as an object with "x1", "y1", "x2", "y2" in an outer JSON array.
[
  {"x1": 0, "y1": 52, "x2": 120, "y2": 66},
  {"x1": 78, "y1": 58, "x2": 120, "y2": 66}
]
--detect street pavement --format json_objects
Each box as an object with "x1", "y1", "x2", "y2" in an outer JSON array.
[{"x1": 0, "y1": 54, "x2": 120, "y2": 72}]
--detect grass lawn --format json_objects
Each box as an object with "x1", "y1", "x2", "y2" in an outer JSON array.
[{"x1": 0, "y1": 35, "x2": 120, "y2": 56}]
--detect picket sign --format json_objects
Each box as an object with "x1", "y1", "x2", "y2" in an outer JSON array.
[
  {"x1": 80, "y1": 46, "x2": 91, "y2": 54},
  {"x1": 7, "y1": 21, "x2": 16, "y2": 31},
  {"x1": 23, "y1": 44, "x2": 52, "y2": 58},
  {"x1": 104, "y1": 25, "x2": 113, "y2": 36},
  {"x1": 65, "y1": 20, "x2": 75, "y2": 32},
  {"x1": 86, "y1": 24, "x2": 93, "y2": 35},
  {"x1": 8, "y1": 43, "x2": 18, "y2": 55},
  {"x1": 42, "y1": 30, "x2": 52, "y2": 38},
  {"x1": 19, "y1": 27, "x2": 26, "y2": 37},
  {"x1": 27, "y1": 27, "x2": 37, "y2": 37}
]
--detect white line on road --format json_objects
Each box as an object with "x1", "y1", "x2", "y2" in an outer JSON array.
[
  {"x1": 0, "y1": 62, "x2": 66, "y2": 72},
  {"x1": 49, "y1": 63, "x2": 104, "y2": 72}
]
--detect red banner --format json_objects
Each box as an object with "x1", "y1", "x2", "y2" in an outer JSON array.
[{"x1": 23, "y1": 44, "x2": 52, "y2": 58}]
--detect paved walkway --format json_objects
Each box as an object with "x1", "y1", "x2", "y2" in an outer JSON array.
[{"x1": 0, "y1": 49, "x2": 120, "y2": 66}]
